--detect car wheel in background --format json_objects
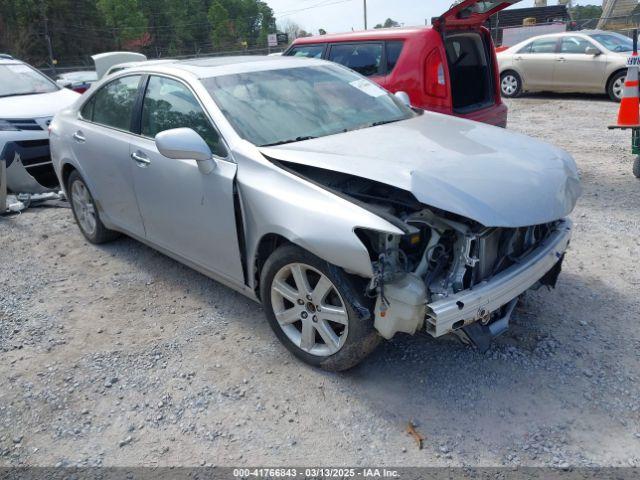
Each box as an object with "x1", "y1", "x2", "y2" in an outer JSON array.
[
  {"x1": 633, "y1": 156, "x2": 640, "y2": 179},
  {"x1": 260, "y1": 245, "x2": 380, "y2": 371},
  {"x1": 67, "y1": 170, "x2": 120, "y2": 244},
  {"x1": 500, "y1": 71, "x2": 522, "y2": 98},
  {"x1": 608, "y1": 70, "x2": 626, "y2": 102}
]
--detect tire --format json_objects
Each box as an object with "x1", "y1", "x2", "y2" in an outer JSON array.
[
  {"x1": 260, "y1": 244, "x2": 381, "y2": 371},
  {"x1": 608, "y1": 70, "x2": 626, "y2": 102},
  {"x1": 67, "y1": 170, "x2": 120, "y2": 244},
  {"x1": 500, "y1": 71, "x2": 522, "y2": 98},
  {"x1": 634, "y1": 156, "x2": 640, "y2": 179}
]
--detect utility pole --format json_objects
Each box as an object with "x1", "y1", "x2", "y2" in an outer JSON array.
[
  {"x1": 41, "y1": 0, "x2": 56, "y2": 75},
  {"x1": 363, "y1": 0, "x2": 368, "y2": 30}
]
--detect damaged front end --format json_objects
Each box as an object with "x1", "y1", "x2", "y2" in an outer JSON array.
[{"x1": 281, "y1": 162, "x2": 572, "y2": 349}]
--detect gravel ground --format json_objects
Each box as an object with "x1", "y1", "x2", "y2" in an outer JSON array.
[{"x1": 1, "y1": 93, "x2": 640, "y2": 469}]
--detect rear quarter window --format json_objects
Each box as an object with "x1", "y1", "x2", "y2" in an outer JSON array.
[{"x1": 386, "y1": 41, "x2": 405, "y2": 73}]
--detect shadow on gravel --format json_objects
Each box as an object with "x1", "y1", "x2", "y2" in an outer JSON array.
[
  {"x1": 338, "y1": 271, "x2": 638, "y2": 445},
  {"x1": 515, "y1": 92, "x2": 612, "y2": 103}
]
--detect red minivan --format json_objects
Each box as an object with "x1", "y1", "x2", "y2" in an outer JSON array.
[{"x1": 283, "y1": 0, "x2": 519, "y2": 128}]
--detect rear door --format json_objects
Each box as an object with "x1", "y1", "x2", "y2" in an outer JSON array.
[
  {"x1": 514, "y1": 36, "x2": 560, "y2": 89},
  {"x1": 433, "y1": 0, "x2": 521, "y2": 30},
  {"x1": 72, "y1": 74, "x2": 145, "y2": 237},
  {"x1": 554, "y1": 35, "x2": 607, "y2": 91}
]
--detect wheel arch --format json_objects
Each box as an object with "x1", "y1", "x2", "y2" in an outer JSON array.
[
  {"x1": 253, "y1": 233, "x2": 293, "y2": 300},
  {"x1": 606, "y1": 67, "x2": 627, "y2": 94}
]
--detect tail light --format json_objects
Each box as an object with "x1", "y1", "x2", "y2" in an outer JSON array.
[{"x1": 425, "y1": 49, "x2": 447, "y2": 98}]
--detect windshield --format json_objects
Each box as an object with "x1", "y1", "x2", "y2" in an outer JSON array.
[
  {"x1": 0, "y1": 64, "x2": 58, "y2": 97},
  {"x1": 203, "y1": 65, "x2": 415, "y2": 147},
  {"x1": 589, "y1": 32, "x2": 634, "y2": 52}
]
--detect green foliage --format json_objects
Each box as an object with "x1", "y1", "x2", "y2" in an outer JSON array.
[
  {"x1": 374, "y1": 18, "x2": 400, "y2": 29},
  {"x1": 569, "y1": 4, "x2": 603, "y2": 21},
  {"x1": 0, "y1": 0, "x2": 277, "y2": 66}
]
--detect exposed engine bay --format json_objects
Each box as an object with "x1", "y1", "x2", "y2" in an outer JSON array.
[{"x1": 279, "y1": 161, "x2": 568, "y2": 347}]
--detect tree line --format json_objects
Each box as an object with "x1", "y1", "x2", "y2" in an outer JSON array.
[{"x1": 0, "y1": 0, "x2": 277, "y2": 67}]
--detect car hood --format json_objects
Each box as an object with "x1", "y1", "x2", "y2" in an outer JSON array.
[
  {"x1": 260, "y1": 113, "x2": 581, "y2": 228},
  {"x1": 0, "y1": 88, "x2": 79, "y2": 119}
]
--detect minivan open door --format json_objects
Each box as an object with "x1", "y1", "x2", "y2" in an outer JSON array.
[{"x1": 433, "y1": 0, "x2": 521, "y2": 30}]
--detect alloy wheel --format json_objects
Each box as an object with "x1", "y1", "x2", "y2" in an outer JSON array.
[
  {"x1": 270, "y1": 262, "x2": 349, "y2": 357},
  {"x1": 612, "y1": 76, "x2": 625, "y2": 101},
  {"x1": 71, "y1": 180, "x2": 97, "y2": 237},
  {"x1": 501, "y1": 74, "x2": 518, "y2": 96}
]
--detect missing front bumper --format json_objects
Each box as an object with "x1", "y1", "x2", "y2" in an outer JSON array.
[{"x1": 425, "y1": 219, "x2": 572, "y2": 337}]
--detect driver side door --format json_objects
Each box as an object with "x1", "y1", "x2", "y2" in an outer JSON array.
[{"x1": 128, "y1": 74, "x2": 245, "y2": 284}]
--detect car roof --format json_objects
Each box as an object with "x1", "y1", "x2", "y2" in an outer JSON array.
[
  {"x1": 292, "y1": 26, "x2": 429, "y2": 45},
  {"x1": 0, "y1": 58, "x2": 24, "y2": 65},
  {"x1": 123, "y1": 55, "x2": 330, "y2": 79}
]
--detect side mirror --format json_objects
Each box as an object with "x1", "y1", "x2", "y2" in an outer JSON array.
[
  {"x1": 585, "y1": 46, "x2": 601, "y2": 56},
  {"x1": 394, "y1": 91, "x2": 411, "y2": 107},
  {"x1": 155, "y1": 128, "x2": 216, "y2": 174}
]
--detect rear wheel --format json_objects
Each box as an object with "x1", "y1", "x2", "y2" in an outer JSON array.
[
  {"x1": 608, "y1": 70, "x2": 626, "y2": 102},
  {"x1": 67, "y1": 170, "x2": 120, "y2": 244},
  {"x1": 500, "y1": 71, "x2": 522, "y2": 98},
  {"x1": 260, "y1": 245, "x2": 380, "y2": 371}
]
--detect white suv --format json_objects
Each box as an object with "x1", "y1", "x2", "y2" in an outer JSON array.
[{"x1": 0, "y1": 58, "x2": 79, "y2": 192}]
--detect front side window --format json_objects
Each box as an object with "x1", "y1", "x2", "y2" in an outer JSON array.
[
  {"x1": 0, "y1": 63, "x2": 58, "y2": 97},
  {"x1": 288, "y1": 45, "x2": 324, "y2": 58},
  {"x1": 560, "y1": 36, "x2": 595, "y2": 54},
  {"x1": 386, "y1": 41, "x2": 405, "y2": 73},
  {"x1": 328, "y1": 43, "x2": 383, "y2": 77},
  {"x1": 203, "y1": 65, "x2": 415, "y2": 147},
  {"x1": 141, "y1": 76, "x2": 226, "y2": 157},
  {"x1": 528, "y1": 37, "x2": 558, "y2": 54},
  {"x1": 87, "y1": 75, "x2": 141, "y2": 131}
]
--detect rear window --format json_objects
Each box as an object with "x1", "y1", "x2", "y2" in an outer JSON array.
[
  {"x1": 288, "y1": 45, "x2": 324, "y2": 58},
  {"x1": 386, "y1": 41, "x2": 404, "y2": 73},
  {"x1": 523, "y1": 37, "x2": 558, "y2": 54},
  {"x1": 328, "y1": 43, "x2": 383, "y2": 77}
]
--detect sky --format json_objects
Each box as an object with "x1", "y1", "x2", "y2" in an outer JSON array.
[{"x1": 268, "y1": 0, "x2": 604, "y2": 35}]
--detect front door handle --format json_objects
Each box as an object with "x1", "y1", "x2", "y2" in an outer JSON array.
[
  {"x1": 514, "y1": 56, "x2": 522, "y2": 61},
  {"x1": 72, "y1": 131, "x2": 85, "y2": 143},
  {"x1": 557, "y1": 57, "x2": 566, "y2": 62},
  {"x1": 131, "y1": 151, "x2": 151, "y2": 166}
]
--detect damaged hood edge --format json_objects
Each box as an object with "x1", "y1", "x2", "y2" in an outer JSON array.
[{"x1": 259, "y1": 114, "x2": 581, "y2": 228}]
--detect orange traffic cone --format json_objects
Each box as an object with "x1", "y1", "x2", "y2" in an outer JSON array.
[{"x1": 613, "y1": 53, "x2": 640, "y2": 127}]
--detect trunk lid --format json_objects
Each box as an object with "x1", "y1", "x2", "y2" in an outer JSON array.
[{"x1": 433, "y1": 0, "x2": 521, "y2": 30}]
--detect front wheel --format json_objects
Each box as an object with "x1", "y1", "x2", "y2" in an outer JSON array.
[
  {"x1": 260, "y1": 245, "x2": 380, "y2": 371},
  {"x1": 500, "y1": 71, "x2": 522, "y2": 98},
  {"x1": 608, "y1": 71, "x2": 626, "y2": 102}
]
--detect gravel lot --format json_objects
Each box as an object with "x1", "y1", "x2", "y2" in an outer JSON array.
[{"x1": 1, "y1": 93, "x2": 640, "y2": 469}]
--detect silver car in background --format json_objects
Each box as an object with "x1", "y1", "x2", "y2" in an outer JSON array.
[
  {"x1": 49, "y1": 56, "x2": 580, "y2": 370},
  {"x1": 498, "y1": 30, "x2": 634, "y2": 101}
]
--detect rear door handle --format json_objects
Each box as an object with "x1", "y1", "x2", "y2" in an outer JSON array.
[
  {"x1": 72, "y1": 131, "x2": 85, "y2": 143},
  {"x1": 557, "y1": 57, "x2": 566, "y2": 62},
  {"x1": 131, "y1": 151, "x2": 151, "y2": 166}
]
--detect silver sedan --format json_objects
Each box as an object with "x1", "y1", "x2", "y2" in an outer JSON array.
[{"x1": 50, "y1": 56, "x2": 580, "y2": 370}]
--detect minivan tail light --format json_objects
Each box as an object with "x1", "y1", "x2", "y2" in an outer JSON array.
[{"x1": 425, "y1": 49, "x2": 447, "y2": 98}]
